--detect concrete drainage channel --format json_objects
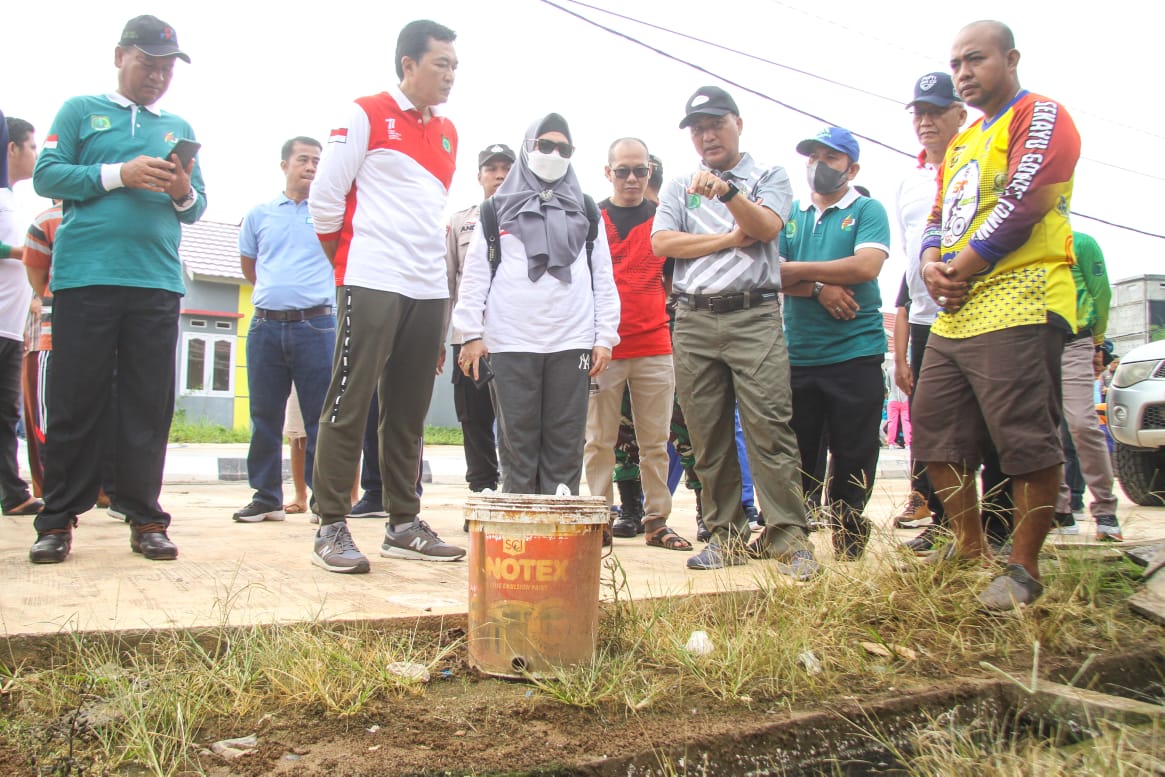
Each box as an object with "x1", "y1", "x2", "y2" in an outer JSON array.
[{"x1": 561, "y1": 649, "x2": 1165, "y2": 777}]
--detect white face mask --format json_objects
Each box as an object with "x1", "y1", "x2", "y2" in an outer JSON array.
[{"x1": 528, "y1": 150, "x2": 571, "y2": 183}]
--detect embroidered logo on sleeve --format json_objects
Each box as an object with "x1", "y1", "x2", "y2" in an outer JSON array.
[{"x1": 329, "y1": 128, "x2": 348, "y2": 144}]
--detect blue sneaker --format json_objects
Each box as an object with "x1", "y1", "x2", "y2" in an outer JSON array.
[{"x1": 686, "y1": 540, "x2": 747, "y2": 571}]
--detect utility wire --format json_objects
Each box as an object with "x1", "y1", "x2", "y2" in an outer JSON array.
[
  {"x1": 758, "y1": 0, "x2": 1165, "y2": 143},
  {"x1": 540, "y1": 0, "x2": 1165, "y2": 239},
  {"x1": 557, "y1": 0, "x2": 1165, "y2": 182}
]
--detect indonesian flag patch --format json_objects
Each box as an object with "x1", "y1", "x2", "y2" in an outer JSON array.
[
  {"x1": 44, "y1": 135, "x2": 59, "y2": 150},
  {"x1": 329, "y1": 128, "x2": 348, "y2": 144}
]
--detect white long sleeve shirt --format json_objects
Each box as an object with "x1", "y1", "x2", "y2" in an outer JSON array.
[
  {"x1": 894, "y1": 154, "x2": 942, "y2": 326},
  {"x1": 452, "y1": 223, "x2": 620, "y2": 354}
]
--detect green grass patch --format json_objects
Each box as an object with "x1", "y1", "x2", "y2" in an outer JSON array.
[
  {"x1": 168, "y1": 409, "x2": 250, "y2": 444},
  {"x1": 424, "y1": 425, "x2": 463, "y2": 445}
]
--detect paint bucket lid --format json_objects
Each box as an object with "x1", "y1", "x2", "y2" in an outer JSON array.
[{"x1": 465, "y1": 492, "x2": 608, "y2": 525}]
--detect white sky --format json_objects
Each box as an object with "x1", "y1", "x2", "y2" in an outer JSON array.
[{"x1": 6, "y1": 0, "x2": 1162, "y2": 311}]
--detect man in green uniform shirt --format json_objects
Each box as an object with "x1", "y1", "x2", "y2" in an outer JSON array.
[{"x1": 30, "y1": 15, "x2": 206, "y2": 564}]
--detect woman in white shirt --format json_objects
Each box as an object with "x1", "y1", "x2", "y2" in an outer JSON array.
[{"x1": 453, "y1": 114, "x2": 620, "y2": 495}]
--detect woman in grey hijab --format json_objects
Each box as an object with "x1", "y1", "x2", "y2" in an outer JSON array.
[{"x1": 452, "y1": 114, "x2": 620, "y2": 495}]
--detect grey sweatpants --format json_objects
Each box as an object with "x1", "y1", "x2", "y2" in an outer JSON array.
[
  {"x1": 490, "y1": 349, "x2": 590, "y2": 495},
  {"x1": 1056, "y1": 337, "x2": 1118, "y2": 516},
  {"x1": 312, "y1": 286, "x2": 445, "y2": 523}
]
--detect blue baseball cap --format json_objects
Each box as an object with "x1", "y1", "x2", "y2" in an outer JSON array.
[
  {"x1": 796, "y1": 127, "x2": 860, "y2": 163},
  {"x1": 908, "y1": 72, "x2": 959, "y2": 109}
]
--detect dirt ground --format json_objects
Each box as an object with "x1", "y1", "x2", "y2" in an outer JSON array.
[{"x1": 4, "y1": 634, "x2": 1163, "y2": 777}]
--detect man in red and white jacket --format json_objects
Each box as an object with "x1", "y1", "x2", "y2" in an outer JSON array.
[{"x1": 307, "y1": 19, "x2": 463, "y2": 574}]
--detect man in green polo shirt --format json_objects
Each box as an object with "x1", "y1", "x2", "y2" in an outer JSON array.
[
  {"x1": 779, "y1": 127, "x2": 890, "y2": 560},
  {"x1": 29, "y1": 15, "x2": 206, "y2": 564}
]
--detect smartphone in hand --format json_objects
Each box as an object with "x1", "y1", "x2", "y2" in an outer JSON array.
[
  {"x1": 473, "y1": 357, "x2": 495, "y2": 389},
  {"x1": 170, "y1": 139, "x2": 201, "y2": 168}
]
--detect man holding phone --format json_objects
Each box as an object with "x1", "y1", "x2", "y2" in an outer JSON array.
[{"x1": 29, "y1": 15, "x2": 206, "y2": 564}]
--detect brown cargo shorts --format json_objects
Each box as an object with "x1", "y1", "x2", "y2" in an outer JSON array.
[{"x1": 911, "y1": 324, "x2": 1066, "y2": 476}]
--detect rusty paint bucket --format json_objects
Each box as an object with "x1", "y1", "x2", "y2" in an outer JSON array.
[{"x1": 465, "y1": 492, "x2": 608, "y2": 679}]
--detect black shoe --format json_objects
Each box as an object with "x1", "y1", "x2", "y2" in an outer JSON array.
[
  {"x1": 130, "y1": 523, "x2": 179, "y2": 561},
  {"x1": 29, "y1": 529, "x2": 71, "y2": 564},
  {"x1": 904, "y1": 524, "x2": 947, "y2": 554},
  {"x1": 616, "y1": 479, "x2": 645, "y2": 535},
  {"x1": 743, "y1": 503, "x2": 764, "y2": 532},
  {"x1": 611, "y1": 511, "x2": 643, "y2": 538},
  {"x1": 231, "y1": 500, "x2": 285, "y2": 523},
  {"x1": 831, "y1": 514, "x2": 872, "y2": 561},
  {"x1": 348, "y1": 495, "x2": 388, "y2": 518},
  {"x1": 694, "y1": 491, "x2": 711, "y2": 543}
]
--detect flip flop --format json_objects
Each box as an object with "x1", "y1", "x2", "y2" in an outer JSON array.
[
  {"x1": 283, "y1": 503, "x2": 307, "y2": 515},
  {"x1": 4, "y1": 498, "x2": 44, "y2": 516}
]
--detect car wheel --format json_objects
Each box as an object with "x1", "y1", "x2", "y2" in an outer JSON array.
[{"x1": 1113, "y1": 441, "x2": 1165, "y2": 506}]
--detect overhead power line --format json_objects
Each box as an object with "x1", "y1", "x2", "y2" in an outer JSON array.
[
  {"x1": 556, "y1": 0, "x2": 1165, "y2": 182},
  {"x1": 757, "y1": 0, "x2": 1165, "y2": 143},
  {"x1": 539, "y1": 0, "x2": 1165, "y2": 240}
]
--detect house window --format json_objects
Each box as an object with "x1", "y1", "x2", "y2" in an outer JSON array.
[
  {"x1": 215, "y1": 321, "x2": 232, "y2": 330},
  {"x1": 181, "y1": 333, "x2": 234, "y2": 396},
  {"x1": 190, "y1": 319, "x2": 207, "y2": 328}
]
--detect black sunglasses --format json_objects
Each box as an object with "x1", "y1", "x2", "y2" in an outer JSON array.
[
  {"x1": 526, "y1": 138, "x2": 575, "y2": 158},
  {"x1": 612, "y1": 166, "x2": 651, "y2": 180}
]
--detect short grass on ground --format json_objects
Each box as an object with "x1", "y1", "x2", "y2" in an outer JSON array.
[{"x1": 0, "y1": 546, "x2": 1160, "y2": 775}]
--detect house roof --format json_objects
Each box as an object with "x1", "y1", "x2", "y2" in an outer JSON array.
[{"x1": 181, "y1": 220, "x2": 243, "y2": 283}]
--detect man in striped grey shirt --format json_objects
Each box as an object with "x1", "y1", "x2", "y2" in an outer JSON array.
[{"x1": 652, "y1": 86, "x2": 816, "y2": 577}]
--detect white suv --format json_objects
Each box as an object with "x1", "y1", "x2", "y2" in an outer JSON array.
[{"x1": 1107, "y1": 339, "x2": 1165, "y2": 505}]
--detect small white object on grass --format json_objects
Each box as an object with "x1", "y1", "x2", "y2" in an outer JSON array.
[{"x1": 685, "y1": 630, "x2": 714, "y2": 656}]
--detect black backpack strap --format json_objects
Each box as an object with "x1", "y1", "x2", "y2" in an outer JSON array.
[
  {"x1": 583, "y1": 195, "x2": 600, "y2": 282},
  {"x1": 583, "y1": 195, "x2": 599, "y2": 266},
  {"x1": 479, "y1": 198, "x2": 501, "y2": 279},
  {"x1": 483, "y1": 195, "x2": 600, "y2": 281}
]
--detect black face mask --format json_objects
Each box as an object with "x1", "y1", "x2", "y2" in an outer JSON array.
[{"x1": 807, "y1": 161, "x2": 850, "y2": 195}]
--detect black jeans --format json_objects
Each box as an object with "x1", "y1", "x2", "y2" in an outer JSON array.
[
  {"x1": 908, "y1": 323, "x2": 946, "y2": 521},
  {"x1": 790, "y1": 356, "x2": 885, "y2": 526},
  {"x1": 452, "y1": 344, "x2": 499, "y2": 492},
  {"x1": 0, "y1": 337, "x2": 32, "y2": 510},
  {"x1": 36, "y1": 286, "x2": 179, "y2": 532}
]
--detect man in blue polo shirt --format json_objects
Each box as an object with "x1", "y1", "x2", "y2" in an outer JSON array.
[
  {"x1": 30, "y1": 15, "x2": 206, "y2": 564},
  {"x1": 233, "y1": 137, "x2": 336, "y2": 523},
  {"x1": 779, "y1": 127, "x2": 890, "y2": 560}
]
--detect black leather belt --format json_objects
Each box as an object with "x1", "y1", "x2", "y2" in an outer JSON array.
[
  {"x1": 674, "y1": 289, "x2": 779, "y2": 313},
  {"x1": 254, "y1": 305, "x2": 333, "y2": 322}
]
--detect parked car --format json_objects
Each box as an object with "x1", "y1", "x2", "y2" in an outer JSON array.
[{"x1": 1107, "y1": 339, "x2": 1165, "y2": 506}]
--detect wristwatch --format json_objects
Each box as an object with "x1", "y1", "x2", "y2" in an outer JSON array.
[
  {"x1": 717, "y1": 183, "x2": 739, "y2": 203},
  {"x1": 172, "y1": 188, "x2": 196, "y2": 208},
  {"x1": 811, "y1": 282, "x2": 824, "y2": 299}
]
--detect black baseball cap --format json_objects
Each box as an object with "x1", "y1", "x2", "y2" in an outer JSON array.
[
  {"x1": 678, "y1": 86, "x2": 740, "y2": 129},
  {"x1": 908, "y1": 72, "x2": 958, "y2": 109},
  {"x1": 478, "y1": 143, "x2": 516, "y2": 167},
  {"x1": 119, "y1": 15, "x2": 190, "y2": 63}
]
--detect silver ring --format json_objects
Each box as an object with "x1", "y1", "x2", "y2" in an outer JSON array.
[
  {"x1": 834, "y1": 307, "x2": 842, "y2": 314},
  {"x1": 937, "y1": 295, "x2": 948, "y2": 306}
]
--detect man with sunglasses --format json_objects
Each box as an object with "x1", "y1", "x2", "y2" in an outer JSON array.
[
  {"x1": 585, "y1": 139, "x2": 690, "y2": 551},
  {"x1": 890, "y1": 72, "x2": 967, "y2": 548},
  {"x1": 653, "y1": 86, "x2": 816, "y2": 576}
]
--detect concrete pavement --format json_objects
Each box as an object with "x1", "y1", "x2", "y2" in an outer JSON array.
[{"x1": 1, "y1": 444, "x2": 1161, "y2": 639}]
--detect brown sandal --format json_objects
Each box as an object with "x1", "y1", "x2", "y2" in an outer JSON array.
[{"x1": 646, "y1": 526, "x2": 693, "y2": 551}]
